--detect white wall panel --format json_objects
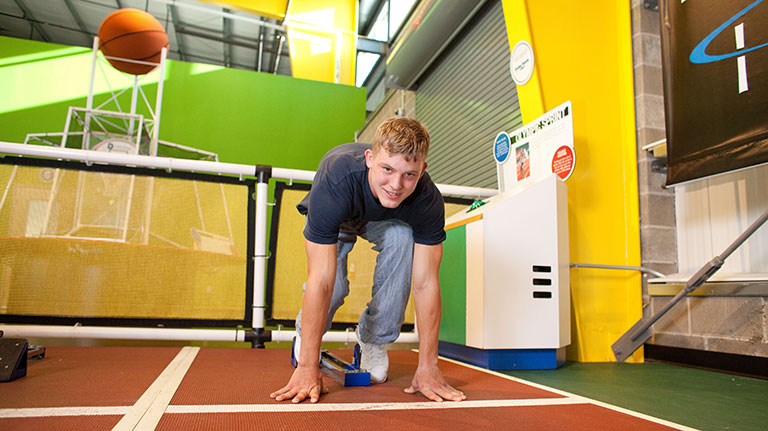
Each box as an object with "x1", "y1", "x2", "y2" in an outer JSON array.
[{"x1": 675, "y1": 163, "x2": 768, "y2": 275}]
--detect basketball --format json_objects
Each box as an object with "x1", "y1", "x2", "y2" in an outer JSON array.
[{"x1": 98, "y1": 8, "x2": 169, "y2": 75}]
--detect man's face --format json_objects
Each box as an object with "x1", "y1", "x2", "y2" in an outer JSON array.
[{"x1": 365, "y1": 148, "x2": 427, "y2": 208}]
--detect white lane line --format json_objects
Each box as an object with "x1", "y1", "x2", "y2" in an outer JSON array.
[
  {"x1": 112, "y1": 346, "x2": 200, "y2": 431},
  {"x1": 0, "y1": 398, "x2": 584, "y2": 418},
  {"x1": 0, "y1": 406, "x2": 131, "y2": 418},
  {"x1": 436, "y1": 354, "x2": 699, "y2": 431},
  {"x1": 165, "y1": 397, "x2": 587, "y2": 414}
]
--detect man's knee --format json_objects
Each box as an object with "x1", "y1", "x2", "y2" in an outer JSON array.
[{"x1": 381, "y1": 222, "x2": 414, "y2": 249}]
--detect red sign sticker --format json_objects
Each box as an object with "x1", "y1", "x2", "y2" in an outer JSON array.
[{"x1": 551, "y1": 145, "x2": 575, "y2": 180}]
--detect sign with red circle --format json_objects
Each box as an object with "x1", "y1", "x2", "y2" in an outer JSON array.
[{"x1": 551, "y1": 145, "x2": 575, "y2": 180}]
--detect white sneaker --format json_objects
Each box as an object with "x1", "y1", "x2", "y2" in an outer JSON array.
[
  {"x1": 292, "y1": 334, "x2": 301, "y2": 367},
  {"x1": 357, "y1": 329, "x2": 389, "y2": 383}
]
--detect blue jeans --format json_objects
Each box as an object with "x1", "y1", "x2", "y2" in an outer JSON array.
[{"x1": 296, "y1": 219, "x2": 414, "y2": 345}]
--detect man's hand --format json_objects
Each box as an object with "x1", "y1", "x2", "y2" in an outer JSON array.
[
  {"x1": 270, "y1": 365, "x2": 328, "y2": 403},
  {"x1": 404, "y1": 364, "x2": 466, "y2": 402}
]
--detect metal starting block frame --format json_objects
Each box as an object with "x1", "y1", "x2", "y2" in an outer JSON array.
[{"x1": 290, "y1": 337, "x2": 371, "y2": 387}]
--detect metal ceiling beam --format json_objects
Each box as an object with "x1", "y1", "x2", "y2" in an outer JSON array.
[
  {"x1": 359, "y1": 0, "x2": 387, "y2": 36},
  {"x1": 357, "y1": 36, "x2": 387, "y2": 55},
  {"x1": 256, "y1": 19, "x2": 264, "y2": 72},
  {"x1": 14, "y1": 0, "x2": 51, "y2": 42},
  {"x1": 223, "y1": 8, "x2": 233, "y2": 68},
  {"x1": 176, "y1": 27, "x2": 289, "y2": 57},
  {"x1": 182, "y1": 51, "x2": 269, "y2": 72},
  {"x1": 272, "y1": 33, "x2": 285, "y2": 75},
  {"x1": 63, "y1": 0, "x2": 90, "y2": 43},
  {"x1": 168, "y1": 4, "x2": 185, "y2": 61},
  {"x1": 153, "y1": 0, "x2": 285, "y2": 32}
]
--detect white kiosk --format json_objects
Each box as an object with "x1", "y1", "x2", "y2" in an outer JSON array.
[{"x1": 438, "y1": 102, "x2": 574, "y2": 370}]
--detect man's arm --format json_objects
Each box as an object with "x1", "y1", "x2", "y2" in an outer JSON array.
[
  {"x1": 405, "y1": 242, "x2": 466, "y2": 402},
  {"x1": 270, "y1": 239, "x2": 337, "y2": 403}
]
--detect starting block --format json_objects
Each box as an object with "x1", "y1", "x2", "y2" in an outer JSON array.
[{"x1": 291, "y1": 337, "x2": 371, "y2": 387}]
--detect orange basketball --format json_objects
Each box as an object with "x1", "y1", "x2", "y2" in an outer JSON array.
[{"x1": 98, "y1": 8, "x2": 169, "y2": 75}]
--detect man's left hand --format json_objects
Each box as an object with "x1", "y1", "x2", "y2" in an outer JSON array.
[{"x1": 404, "y1": 365, "x2": 466, "y2": 402}]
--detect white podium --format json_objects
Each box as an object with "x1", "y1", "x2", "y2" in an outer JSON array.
[{"x1": 438, "y1": 174, "x2": 570, "y2": 369}]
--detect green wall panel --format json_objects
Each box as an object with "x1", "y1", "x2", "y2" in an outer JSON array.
[
  {"x1": 0, "y1": 36, "x2": 366, "y2": 171},
  {"x1": 439, "y1": 225, "x2": 466, "y2": 345}
]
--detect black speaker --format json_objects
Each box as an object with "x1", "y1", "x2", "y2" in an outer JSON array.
[{"x1": 0, "y1": 338, "x2": 29, "y2": 382}]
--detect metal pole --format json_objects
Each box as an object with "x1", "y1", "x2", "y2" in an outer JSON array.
[
  {"x1": 273, "y1": 35, "x2": 284, "y2": 74},
  {"x1": 83, "y1": 37, "x2": 100, "y2": 151},
  {"x1": 151, "y1": 47, "x2": 168, "y2": 156},
  {"x1": 570, "y1": 263, "x2": 665, "y2": 279},
  {"x1": 0, "y1": 325, "x2": 245, "y2": 342},
  {"x1": 252, "y1": 176, "x2": 269, "y2": 330},
  {"x1": 129, "y1": 75, "x2": 139, "y2": 136},
  {"x1": 0, "y1": 324, "x2": 419, "y2": 344},
  {"x1": 0, "y1": 142, "x2": 498, "y2": 199},
  {"x1": 86, "y1": 37, "x2": 99, "y2": 112}
]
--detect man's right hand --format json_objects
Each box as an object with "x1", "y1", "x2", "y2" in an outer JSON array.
[{"x1": 270, "y1": 365, "x2": 327, "y2": 403}]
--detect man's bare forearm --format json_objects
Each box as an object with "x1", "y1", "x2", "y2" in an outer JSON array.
[
  {"x1": 413, "y1": 283, "x2": 441, "y2": 368},
  {"x1": 299, "y1": 240, "x2": 338, "y2": 367},
  {"x1": 298, "y1": 281, "x2": 332, "y2": 367}
]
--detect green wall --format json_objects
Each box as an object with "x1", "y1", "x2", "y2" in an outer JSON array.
[
  {"x1": 0, "y1": 35, "x2": 366, "y2": 170},
  {"x1": 439, "y1": 225, "x2": 466, "y2": 345}
]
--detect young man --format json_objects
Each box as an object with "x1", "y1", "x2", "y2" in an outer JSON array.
[{"x1": 270, "y1": 117, "x2": 466, "y2": 404}]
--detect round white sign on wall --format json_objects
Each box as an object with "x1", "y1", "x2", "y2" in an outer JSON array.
[{"x1": 510, "y1": 40, "x2": 534, "y2": 86}]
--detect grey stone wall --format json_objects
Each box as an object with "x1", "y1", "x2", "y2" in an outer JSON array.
[
  {"x1": 651, "y1": 296, "x2": 768, "y2": 357},
  {"x1": 631, "y1": 0, "x2": 677, "y2": 281}
]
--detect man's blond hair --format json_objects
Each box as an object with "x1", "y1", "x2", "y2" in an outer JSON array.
[{"x1": 372, "y1": 117, "x2": 430, "y2": 162}]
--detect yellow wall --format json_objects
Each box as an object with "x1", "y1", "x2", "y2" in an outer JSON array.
[
  {"x1": 195, "y1": 0, "x2": 357, "y2": 85},
  {"x1": 501, "y1": 0, "x2": 643, "y2": 362},
  {"x1": 286, "y1": 0, "x2": 357, "y2": 85},
  {"x1": 195, "y1": 0, "x2": 289, "y2": 20}
]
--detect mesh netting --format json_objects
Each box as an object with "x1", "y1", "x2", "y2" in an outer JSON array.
[
  {"x1": 0, "y1": 161, "x2": 251, "y2": 323},
  {"x1": 269, "y1": 185, "x2": 471, "y2": 326}
]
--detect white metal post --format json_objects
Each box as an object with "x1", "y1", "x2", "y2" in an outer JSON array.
[
  {"x1": 83, "y1": 37, "x2": 100, "y2": 151},
  {"x1": 129, "y1": 75, "x2": 139, "y2": 136},
  {"x1": 252, "y1": 179, "x2": 269, "y2": 330},
  {"x1": 86, "y1": 37, "x2": 99, "y2": 112},
  {"x1": 61, "y1": 107, "x2": 74, "y2": 148},
  {"x1": 150, "y1": 47, "x2": 168, "y2": 157}
]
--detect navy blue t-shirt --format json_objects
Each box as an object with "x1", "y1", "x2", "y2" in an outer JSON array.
[{"x1": 297, "y1": 143, "x2": 446, "y2": 245}]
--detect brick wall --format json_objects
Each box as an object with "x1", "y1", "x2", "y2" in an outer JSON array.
[
  {"x1": 631, "y1": 0, "x2": 677, "y2": 282},
  {"x1": 651, "y1": 296, "x2": 768, "y2": 357}
]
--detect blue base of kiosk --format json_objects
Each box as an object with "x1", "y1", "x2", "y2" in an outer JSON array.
[{"x1": 438, "y1": 341, "x2": 566, "y2": 370}]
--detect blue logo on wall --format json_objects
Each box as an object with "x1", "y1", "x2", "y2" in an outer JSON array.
[
  {"x1": 493, "y1": 132, "x2": 510, "y2": 163},
  {"x1": 689, "y1": 0, "x2": 767, "y2": 64}
]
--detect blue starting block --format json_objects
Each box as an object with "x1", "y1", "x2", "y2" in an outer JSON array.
[{"x1": 290, "y1": 337, "x2": 371, "y2": 387}]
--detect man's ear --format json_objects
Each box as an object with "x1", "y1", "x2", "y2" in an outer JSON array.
[
  {"x1": 365, "y1": 149, "x2": 374, "y2": 168},
  {"x1": 419, "y1": 161, "x2": 428, "y2": 178}
]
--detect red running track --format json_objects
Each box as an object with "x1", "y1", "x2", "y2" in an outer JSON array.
[{"x1": 0, "y1": 346, "x2": 690, "y2": 431}]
